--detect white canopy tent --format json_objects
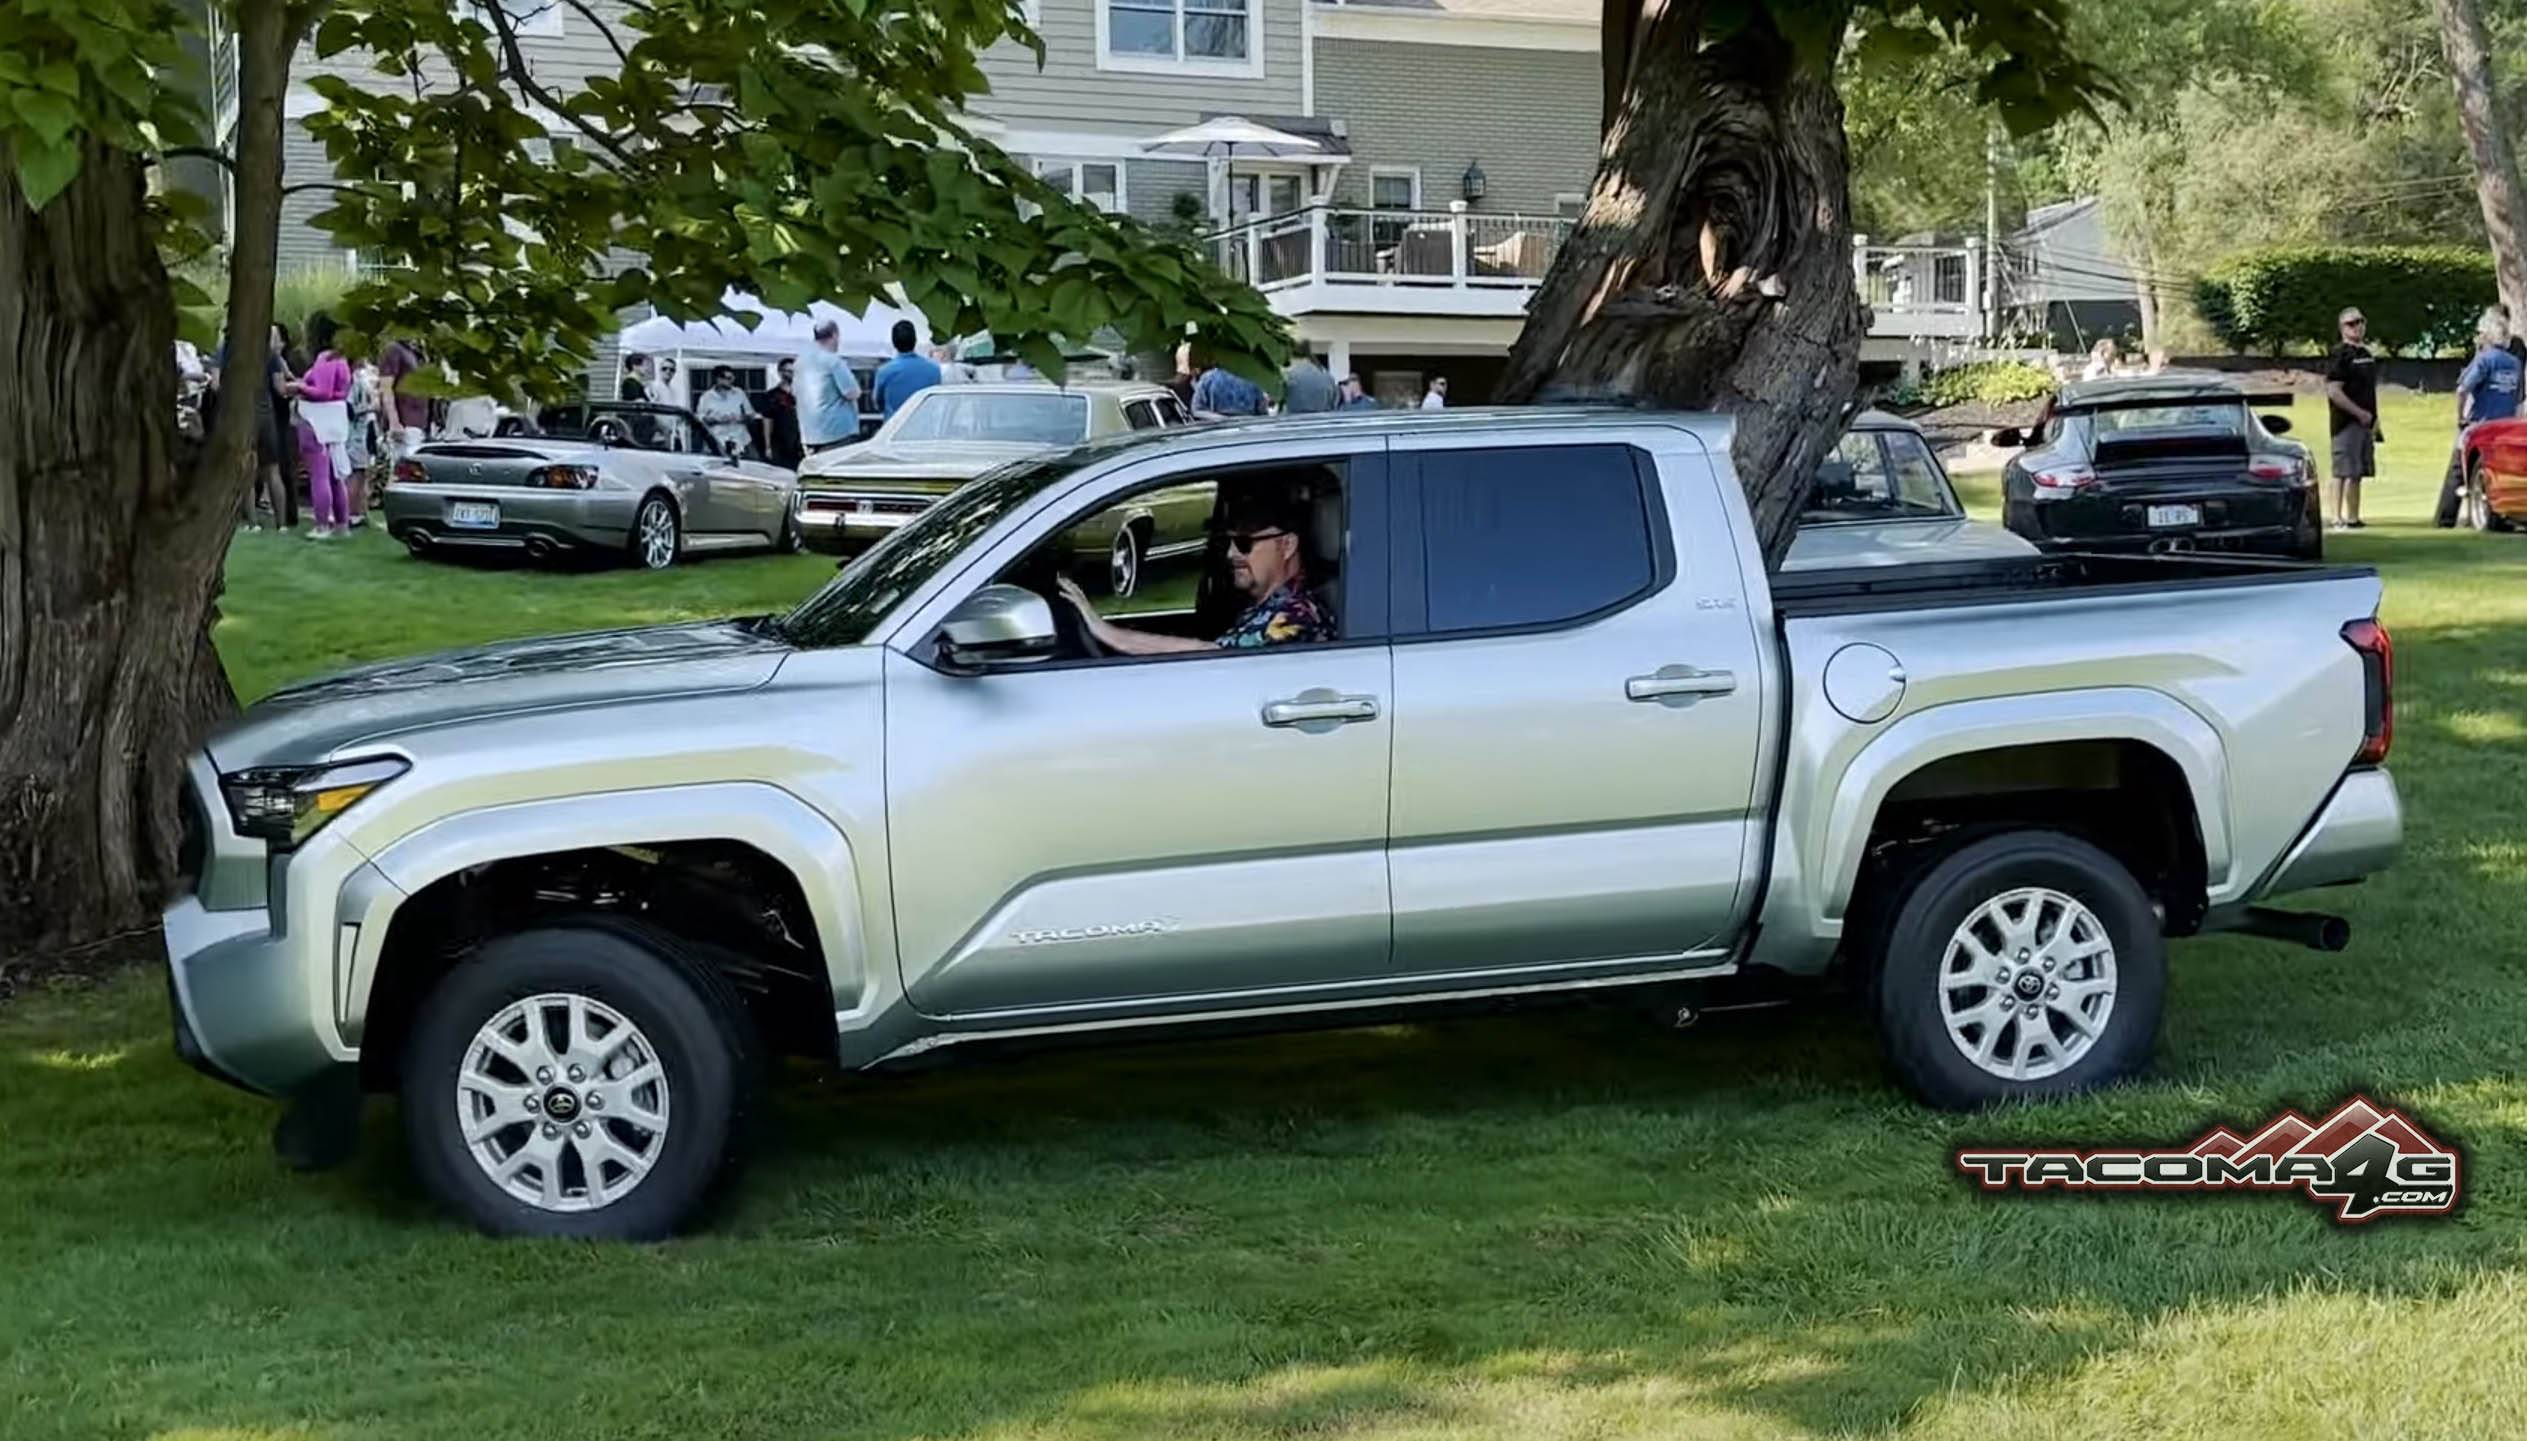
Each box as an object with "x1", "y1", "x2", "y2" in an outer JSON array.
[{"x1": 615, "y1": 291, "x2": 935, "y2": 403}]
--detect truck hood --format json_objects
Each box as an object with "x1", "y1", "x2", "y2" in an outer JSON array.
[
  {"x1": 207, "y1": 619, "x2": 791, "y2": 772},
  {"x1": 798, "y1": 440, "x2": 1046, "y2": 488}
]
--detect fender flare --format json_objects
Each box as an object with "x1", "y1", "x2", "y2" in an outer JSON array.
[
  {"x1": 339, "y1": 782, "x2": 874, "y2": 1044},
  {"x1": 1790, "y1": 687, "x2": 2229, "y2": 945}
]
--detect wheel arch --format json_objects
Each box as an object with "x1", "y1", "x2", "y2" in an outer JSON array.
[
  {"x1": 1761, "y1": 689, "x2": 2228, "y2": 971},
  {"x1": 344, "y1": 783, "x2": 876, "y2": 1087}
]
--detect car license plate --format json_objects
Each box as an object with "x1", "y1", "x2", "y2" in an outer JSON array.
[
  {"x1": 854, "y1": 499, "x2": 875, "y2": 515},
  {"x1": 2147, "y1": 504, "x2": 2201, "y2": 528},
  {"x1": 448, "y1": 501, "x2": 499, "y2": 529}
]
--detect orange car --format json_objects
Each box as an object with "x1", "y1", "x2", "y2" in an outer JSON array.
[{"x1": 2458, "y1": 418, "x2": 2527, "y2": 531}]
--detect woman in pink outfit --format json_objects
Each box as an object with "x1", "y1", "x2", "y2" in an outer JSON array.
[{"x1": 295, "y1": 313, "x2": 356, "y2": 536}]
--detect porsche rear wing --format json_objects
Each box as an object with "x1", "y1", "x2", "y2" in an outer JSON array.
[{"x1": 2053, "y1": 390, "x2": 2298, "y2": 415}]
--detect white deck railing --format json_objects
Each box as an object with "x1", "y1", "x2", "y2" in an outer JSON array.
[{"x1": 1209, "y1": 208, "x2": 1988, "y2": 338}]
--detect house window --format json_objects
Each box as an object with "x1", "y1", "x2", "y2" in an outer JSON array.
[
  {"x1": 1034, "y1": 158, "x2": 1128, "y2": 214},
  {"x1": 1102, "y1": 0, "x2": 1256, "y2": 71},
  {"x1": 1370, "y1": 168, "x2": 1421, "y2": 212},
  {"x1": 461, "y1": 0, "x2": 566, "y2": 38},
  {"x1": 1554, "y1": 193, "x2": 1587, "y2": 220}
]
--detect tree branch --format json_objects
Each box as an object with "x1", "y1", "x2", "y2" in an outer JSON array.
[
  {"x1": 560, "y1": 0, "x2": 633, "y2": 68},
  {"x1": 159, "y1": 146, "x2": 238, "y2": 174},
  {"x1": 483, "y1": 1, "x2": 643, "y2": 170}
]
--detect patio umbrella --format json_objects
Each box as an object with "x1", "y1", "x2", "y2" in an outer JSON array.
[{"x1": 1141, "y1": 117, "x2": 1322, "y2": 230}]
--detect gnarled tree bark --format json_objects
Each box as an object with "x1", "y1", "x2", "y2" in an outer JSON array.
[
  {"x1": 1505, "y1": 1, "x2": 1865, "y2": 568},
  {"x1": 0, "y1": 1, "x2": 299, "y2": 960},
  {"x1": 2433, "y1": 0, "x2": 2527, "y2": 320}
]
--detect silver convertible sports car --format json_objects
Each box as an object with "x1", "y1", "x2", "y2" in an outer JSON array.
[{"x1": 382, "y1": 402, "x2": 804, "y2": 570}]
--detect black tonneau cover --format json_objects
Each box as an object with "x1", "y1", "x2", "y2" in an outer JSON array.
[{"x1": 1772, "y1": 550, "x2": 2365, "y2": 618}]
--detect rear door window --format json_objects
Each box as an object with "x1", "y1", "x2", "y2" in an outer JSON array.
[{"x1": 1413, "y1": 445, "x2": 1659, "y2": 633}]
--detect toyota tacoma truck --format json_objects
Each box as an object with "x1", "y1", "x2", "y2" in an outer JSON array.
[{"x1": 164, "y1": 409, "x2": 2403, "y2": 1238}]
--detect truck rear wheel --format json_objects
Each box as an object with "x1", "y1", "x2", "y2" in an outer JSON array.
[
  {"x1": 1871, "y1": 831, "x2": 2164, "y2": 1110},
  {"x1": 400, "y1": 919, "x2": 759, "y2": 1239}
]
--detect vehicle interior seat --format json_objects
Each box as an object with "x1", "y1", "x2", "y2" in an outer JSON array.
[{"x1": 1307, "y1": 485, "x2": 1345, "y2": 633}]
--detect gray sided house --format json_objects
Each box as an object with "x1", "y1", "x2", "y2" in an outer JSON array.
[
  {"x1": 209, "y1": 0, "x2": 1613, "y2": 404},
  {"x1": 2006, "y1": 196, "x2": 2145, "y2": 351}
]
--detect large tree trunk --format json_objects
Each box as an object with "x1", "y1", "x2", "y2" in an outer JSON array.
[
  {"x1": 2435, "y1": 0, "x2": 2527, "y2": 318},
  {"x1": 1504, "y1": 0, "x2": 1865, "y2": 567},
  {"x1": 0, "y1": 3, "x2": 295, "y2": 960}
]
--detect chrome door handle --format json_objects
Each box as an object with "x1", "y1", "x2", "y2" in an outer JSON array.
[
  {"x1": 1262, "y1": 691, "x2": 1381, "y2": 729},
  {"x1": 1626, "y1": 666, "x2": 1738, "y2": 702}
]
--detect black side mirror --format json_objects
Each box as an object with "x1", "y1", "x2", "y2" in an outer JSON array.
[
  {"x1": 2259, "y1": 413, "x2": 2293, "y2": 436},
  {"x1": 1991, "y1": 427, "x2": 2027, "y2": 448}
]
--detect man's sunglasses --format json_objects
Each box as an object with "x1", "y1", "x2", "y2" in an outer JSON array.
[{"x1": 1226, "y1": 528, "x2": 1288, "y2": 554}]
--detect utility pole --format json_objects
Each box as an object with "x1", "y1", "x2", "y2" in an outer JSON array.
[{"x1": 1984, "y1": 121, "x2": 2001, "y2": 344}]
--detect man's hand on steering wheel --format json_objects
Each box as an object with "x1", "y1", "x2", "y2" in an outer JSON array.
[{"x1": 1051, "y1": 573, "x2": 1107, "y2": 658}]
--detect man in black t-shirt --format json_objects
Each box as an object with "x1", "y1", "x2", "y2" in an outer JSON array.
[{"x1": 2325, "y1": 307, "x2": 2381, "y2": 531}]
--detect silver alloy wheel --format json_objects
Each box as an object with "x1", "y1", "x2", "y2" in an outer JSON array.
[
  {"x1": 1109, "y1": 525, "x2": 1141, "y2": 598},
  {"x1": 2468, "y1": 473, "x2": 2493, "y2": 531},
  {"x1": 457, "y1": 992, "x2": 672, "y2": 1213},
  {"x1": 638, "y1": 499, "x2": 677, "y2": 569},
  {"x1": 1938, "y1": 885, "x2": 2118, "y2": 1082}
]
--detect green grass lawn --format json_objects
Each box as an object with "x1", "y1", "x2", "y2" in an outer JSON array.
[{"x1": 9, "y1": 389, "x2": 2527, "y2": 1438}]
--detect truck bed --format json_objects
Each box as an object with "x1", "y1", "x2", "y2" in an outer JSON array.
[{"x1": 1772, "y1": 551, "x2": 2370, "y2": 617}]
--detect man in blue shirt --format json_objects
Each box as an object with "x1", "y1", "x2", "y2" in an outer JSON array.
[
  {"x1": 795, "y1": 319, "x2": 863, "y2": 453},
  {"x1": 2439, "y1": 305, "x2": 2526, "y2": 525},
  {"x1": 1191, "y1": 362, "x2": 1269, "y2": 418},
  {"x1": 871, "y1": 319, "x2": 942, "y2": 418}
]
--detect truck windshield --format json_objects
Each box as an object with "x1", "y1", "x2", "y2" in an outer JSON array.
[{"x1": 779, "y1": 456, "x2": 1085, "y2": 647}]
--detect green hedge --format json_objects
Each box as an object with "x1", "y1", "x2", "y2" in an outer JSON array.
[
  {"x1": 2196, "y1": 246, "x2": 2495, "y2": 355},
  {"x1": 1891, "y1": 360, "x2": 2059, "y2": 411}
]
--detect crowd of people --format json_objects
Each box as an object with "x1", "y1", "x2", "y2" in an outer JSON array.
[
  {"x1": 1170, "y1": 345, "x2": 1446, "y2": 419},
  {"x1": 182, "y1": 312, "x2": 433, "y2": 538}
]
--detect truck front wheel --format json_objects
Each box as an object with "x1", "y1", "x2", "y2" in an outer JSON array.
[
  {"x1": 1872, "y1": 831, "x2": 2165, "y2": 1110},
  {"x1": 400, "y1": 920, "x2": 759, "y2": 1239}
]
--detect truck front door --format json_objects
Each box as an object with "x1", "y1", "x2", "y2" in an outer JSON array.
[
  {"x1": 883, "y1": 444, "x2": 1397, "y2": 1018},
  {"x1": 1383, "y1": 435, "x2": 1768, "y2": 977}
]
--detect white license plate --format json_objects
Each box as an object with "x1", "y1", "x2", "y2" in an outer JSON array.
[
  {"x1": 448, "y1": 501, "x2": 499, "y2": 529},
  {"x1": 2147, "y1": 504, "x2": 2201, "y2": 528},
  {"x1": 854, "y1": 499, "x2": 875, "y2": 515}
]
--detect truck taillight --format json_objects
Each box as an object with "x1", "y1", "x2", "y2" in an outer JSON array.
[
  {"x1": 390, "y1": 459, "x2": 425, "y2": 487},
  {"x1": 528, "y1": 465, "x2": 599, "y2": 490},
  {"x1": 2247, "y1": 454, "x2": 2303, "y2": 483},
  {"x1": 2030, "y1": 463, "x2": 2098, "y2": 494},
  {"x1": 2342, "y1": 617, "x2": 2393, "y2": 766}
]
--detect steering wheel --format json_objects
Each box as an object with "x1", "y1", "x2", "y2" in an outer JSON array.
[
  {"x1": 1042, "y1": 578, "x2": 1106, "y2": 660},
  {"x1": 1000, "y1": 551, "x2": 1104, "y2": 659},
  {"x1": 590, "y1": 416, "x2": 632, "y2": 448}
]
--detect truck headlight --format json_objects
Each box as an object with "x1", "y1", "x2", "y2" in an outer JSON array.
[{"x1": 219, "y1": 757, "x2": 408, "y2": 848}]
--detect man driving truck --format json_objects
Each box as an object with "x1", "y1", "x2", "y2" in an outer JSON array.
[{"x1": 1055, "y1": 492, "x2": 1334, "y2": 653}]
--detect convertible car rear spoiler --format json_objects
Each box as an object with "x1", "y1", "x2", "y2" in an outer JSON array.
[{"x1": 2054, "y1": 390, "x2": 2299, "y2": 415}]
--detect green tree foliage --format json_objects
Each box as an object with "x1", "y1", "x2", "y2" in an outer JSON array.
[
  {"x1": 300, "y1": 0, "x2": 1287, "y2": 398},
  {"x1": 2196, "y1": 243, "x2": 2496, "y2": 351}
]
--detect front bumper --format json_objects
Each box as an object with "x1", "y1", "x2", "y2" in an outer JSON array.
[
  {"x1": 2257, "y1": 766, "x2": 2404, "y2": 898},
  {"x1": 163, "y1": 757, "x2": 380, "y2": 1098},
  {"x1": 796, "y1": 490, "x2": 939, "y2": 548}
]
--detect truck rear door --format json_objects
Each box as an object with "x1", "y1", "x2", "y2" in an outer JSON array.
[{"x1": 1382, "y1": 432, "x2": 1768, "y2": 978}]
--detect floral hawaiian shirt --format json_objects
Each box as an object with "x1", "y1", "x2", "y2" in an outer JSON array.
[{"x1": 1216, "y1": 582, "x2": 1335, "y2": 649}]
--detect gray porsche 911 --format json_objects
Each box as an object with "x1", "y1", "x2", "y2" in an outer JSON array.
[{"x1": 382, "y1": 402, "x2": 803, "y2": 569}]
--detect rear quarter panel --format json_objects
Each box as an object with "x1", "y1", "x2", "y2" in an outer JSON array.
[{"x1": 1762, "y1": 570, "x2": 2382, "y2": 964}]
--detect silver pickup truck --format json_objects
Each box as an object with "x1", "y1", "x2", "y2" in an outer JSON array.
[{"x1": 163, "y1": 409, "x2": 2402, "y2": 1238}]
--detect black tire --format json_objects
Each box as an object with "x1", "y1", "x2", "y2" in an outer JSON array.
[
  {"x1": 1871, "y1": 830, "x2": 2165, "y2": 1110},
  {"x1": 630, "y1": 493, "x2": 680, "y2": 571},
  {"x1": 400, "y1": 919, "x2": 761, "y2": 1240},
  {"x1": 777, "y1": 506, "x2": 805, "y2": 554}
]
